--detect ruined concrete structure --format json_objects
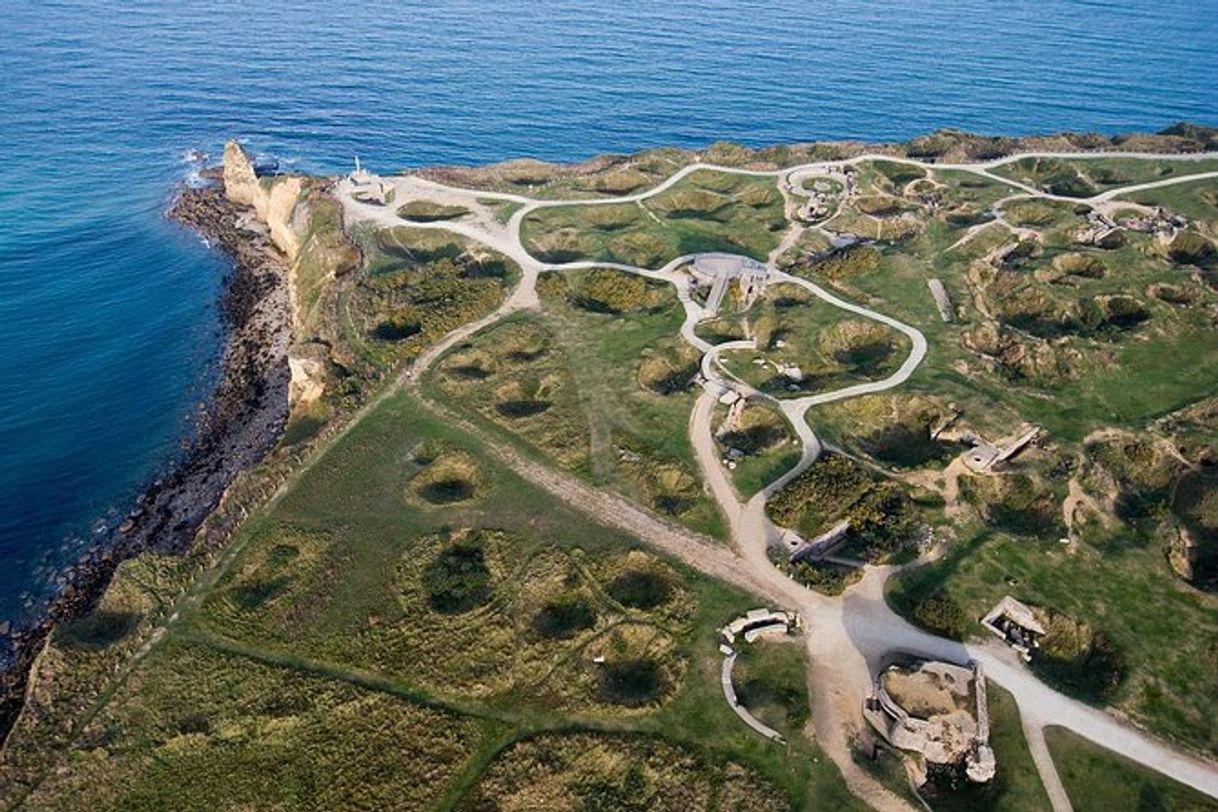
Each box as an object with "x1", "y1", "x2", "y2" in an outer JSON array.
[
  {"x1": 718, "y1": 608, "x2": 801, "y2": 744},
  {"x1": 961, "y1": 425, "x2": 1040, "y2": 473},
  {"x1": 927, "y1": 278, "x2": 954, "y2": 322},
  {"x1": 691, "y1": 253, "x2": 771, "y2": 315},
  {"x1": 348, "y1": 158, "x2": 395, "y2": 206},
  {"x1": 788, "y1": 519, "x2": 851, "y2": 564},
  {"x1": 864, "y1": 659, "x2": 996, "y2": 785},
  {"x1": 982, "y1": 595, "x2": 1046, "y2": 660}
]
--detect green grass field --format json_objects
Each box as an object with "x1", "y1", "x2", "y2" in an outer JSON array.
[
  {"x1": 1045, "y1": 727, "x2": 1218, "y2": 812},
  {"x1": 11, "y1": 146, "x2": 1218, "y2": 812},
  {"x1": 731, "y1": 639, "x2": 810, "y2": 739},
  {"x1": 992, "y1": 156, "x2": 1218, "y2": 198},
  {"x1": 12, "y1": 385, "x2": 860, "y2": 811}
]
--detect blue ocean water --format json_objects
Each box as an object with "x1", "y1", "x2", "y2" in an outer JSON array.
[{"x1": 0, "y1": 0, "x2": 1215, "y2": 634}]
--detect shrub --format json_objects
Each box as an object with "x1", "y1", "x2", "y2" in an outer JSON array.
[
  {"x1": 571, "y1": 268, "x2": 654, "y2": 314},
  {"x1": 911, "y1": 590, "x2": 971, "y2": 640},
  {"x1": 422, "y1": 539, "x2": 493, "y2": 614},
  {"x1": 811, "y1": 245, "x2": 880, "y2": 280},
  {"x1": 769, "y1": 454, "x2": 916, "y2": 560}
]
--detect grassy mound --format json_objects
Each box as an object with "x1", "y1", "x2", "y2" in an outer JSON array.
[
  {"x1": 570, "y1": 268, "x2": 670, "y2": 314},
  {"x1": 637, "y1": 461, "x2": 701, "y2": 517},
  {"x1": 409, "y1": 447, "x2": 485, "y2": 505},
  {"x1": 441, "y1": 347, "x2": 498, "y2": 380},
  {"x1": 584, "y1": 624, "x2": 678, "y2": 708},
  {"x1": 396, "y1": 199, "x2": 469, "y2": 222},
  {"x1": 960, "y1": 473, "x2": 1062, "y2": 538},
  {"x1": 1086, "y1": 435, "x2": 1180, "y2": 522},
  {"x1": 493, "y1": 376, "x2": 555, "y2": 418},
  {"x1": 1037, "y1": 252, "x2": 1108, "y2": 284},
  {"x1": 768, "y1": 453, "x2": 917, "y2": 561},
  {"x1": 817, "y1": 394, "x2": 958, "y2": 470},
  {"x1": 787, "y1": 244, "x2": 880, "y2": 281},
  {"x1": 1031, "y1": 608, "x2": 1126, "y2": 703},
  {"x1": 1004, "y1": 199, "x2": 1066, "y2": 227},
  {"x1": 997, "y1": 157, "x2": 1101, "y2": 198},
  {"x1": 818, "y1": 320, "x2": 900, "y2": 374},
  {"x1": 1171, "y1": 470, "x2": 1218, "y2": 587},
  {"x1": 717, "y1": 402, "x2": 789, "y2": 455},
  {"x1": 637, "y1": 343, "x2": 701, "y2": 395},
  {"x1": 1166, "y1": 230, "x2": 1215, "y2": 267}
]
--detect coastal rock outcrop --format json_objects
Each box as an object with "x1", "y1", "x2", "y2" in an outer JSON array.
[
  {"x1": 223, "y1": 141, "x2": 305, "y2": 260},
  {"x1": 223, "y1": 140, "x2": 347, "y2": 407}
]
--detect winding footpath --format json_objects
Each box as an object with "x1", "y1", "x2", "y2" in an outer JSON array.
[{"x1": 336, "y1": 148, "x2": 1218, "y2": 811}]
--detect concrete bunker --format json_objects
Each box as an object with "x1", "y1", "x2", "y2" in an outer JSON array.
[
  {"x1": 863, "y1": 657, "x2": 996, "y2": 786},
  {"x1": 690, "y1": 252, "x2": 771, "y2": 316}
]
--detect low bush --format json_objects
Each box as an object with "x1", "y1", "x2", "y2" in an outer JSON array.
[{"x1": 422, "y1": 539, "x2": 493, "y2": 614}]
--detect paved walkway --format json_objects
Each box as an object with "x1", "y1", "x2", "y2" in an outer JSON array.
[{"x1": 335, "y1": 148, "x2": 1218, "y2": 809}]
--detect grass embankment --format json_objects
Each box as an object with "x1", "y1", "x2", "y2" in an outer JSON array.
[{"x1": 397, "y1": 199, "x2": 470, "y2": 222}]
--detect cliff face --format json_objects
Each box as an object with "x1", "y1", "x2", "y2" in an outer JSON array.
[
  {"x1": 222, "y1": 140, "x2": 348, "y2": 408},
  {"x1": 222, "y1": 141, "x2": 305, "y2": 260}
]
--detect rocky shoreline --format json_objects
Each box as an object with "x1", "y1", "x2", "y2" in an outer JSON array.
[{"x1": 0, "y1": 169, "x2": 293, "y2": 741}]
